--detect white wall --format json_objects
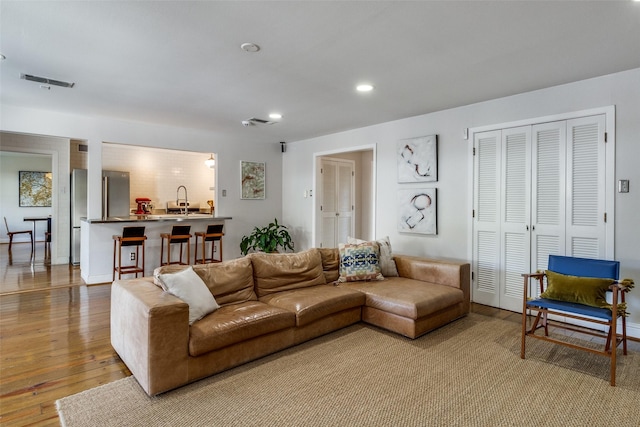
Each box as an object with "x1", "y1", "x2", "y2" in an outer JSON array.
[
  {"x1": 1, "y1": 107, "x2": 283, "y2": 261},
  {"x1": 282, "y1": 68, "x2": 640, "y2": 332}
]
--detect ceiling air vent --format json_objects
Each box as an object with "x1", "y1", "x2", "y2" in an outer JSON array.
[
  {"x1": 242, "y1": 117, "x2": 277, "y2": 127},
  {"x1": 20, "y1": 73, "x2": 75, "y2": 88}
]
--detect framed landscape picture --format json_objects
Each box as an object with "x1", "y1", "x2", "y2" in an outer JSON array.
[
  {"x1": 397, "y1": 134, "x2": 438, "y2": 183},
  {"x1": 240, "y1": 161, "x2": 266, "y2": 199},
  {"x1": 19, "y1": 171, "x2": 52, "y2": 207}
]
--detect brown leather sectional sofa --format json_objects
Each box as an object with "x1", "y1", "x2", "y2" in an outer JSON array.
[{"x1": 110, "y1": 248, "x2": 470, "y2": 395}]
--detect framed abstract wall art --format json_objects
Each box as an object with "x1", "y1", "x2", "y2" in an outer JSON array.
[
  {"x1": 397, "y1": 188, "x2": 437, "y2": 235},
  {"x1": 19, "y1": 171, "x2": 52, "y2": 207},
  {"x1": 397, "y1": 134, "x2": 438, "y2": 183},
  {"x1": 240, "y1": 161, "x2": 266, "y2": 199}
]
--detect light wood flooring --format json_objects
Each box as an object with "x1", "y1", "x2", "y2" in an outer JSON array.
[{"x1": 0, "y1": 242, "x2": 637, "y2": 426}]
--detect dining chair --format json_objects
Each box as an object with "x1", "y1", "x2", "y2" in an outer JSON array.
[{"x1": 4, "y1": 216, "x2": 34, "y2": 254}]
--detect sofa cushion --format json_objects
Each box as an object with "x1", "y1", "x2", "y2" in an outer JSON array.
[
  {"x1": 155, "y1": 257, "x2": 257, "y2": 306},
  {"x1": 194, "y1": 257, "x2": 257, "y2": 306},
  {"x1": 318, "y1": 247, "x2": 340, "y2": 283},
  {"x1": 189, "y1": 301, "x2": 295, "y2": 356},
  {"x1": 338, "y1": 241, "x2": 384, "y2": 282},
  {"x1": 341, "y1": 277, "x2": 463, "y2": 320},
  {"x1": 250, "y1": 249, "x2": 326, "y2": 298},
  {"x1": 260, "y1": 285, "x2": 365, "y2": 327},
  {"x1": 156, "y1": 266, "x2": 220, "y2": 325},
  {"x1": 347, "y1": 236, "x2": 399, "y2": 277}
]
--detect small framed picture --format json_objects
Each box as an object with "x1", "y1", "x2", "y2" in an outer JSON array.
[
  {"x1": 397, "y1": 188, "x2": 437, "y2": 235},
  {"x1": 240, "y1": 161, "x2": 266, "y2": 199},
  {"x1": 397, "y1": 135, "x2": 438, "y2": 183}
]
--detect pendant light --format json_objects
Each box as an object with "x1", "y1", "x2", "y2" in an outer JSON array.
[{"x1": 204, "y1": 154, "x2": 216, "y2": 168}]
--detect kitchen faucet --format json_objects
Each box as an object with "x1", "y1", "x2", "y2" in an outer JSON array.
[{"x1": 176, "y1": 185, "x2": 188, "y2": 215}]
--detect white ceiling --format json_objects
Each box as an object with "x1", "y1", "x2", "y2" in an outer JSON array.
[{"x1": 1, "y1": 1, "x2": 639, "y2": 146}]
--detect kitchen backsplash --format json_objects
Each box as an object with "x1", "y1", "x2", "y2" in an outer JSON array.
[{"x1": 102, "y1": 143, "x2": 215, "y2": 212}]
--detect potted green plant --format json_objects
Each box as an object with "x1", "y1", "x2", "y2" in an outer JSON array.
[{"x1": 240, "y1": 218, "x2": 294, "y2": 255}]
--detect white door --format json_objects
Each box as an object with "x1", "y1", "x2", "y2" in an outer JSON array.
[
  {"x1": 472, "y1": 130, "x2": 501, "y2": 308},
  {"x1": 530, "y1": 121, "x2": 567, "y2": 293},
  {"x1": 565, "y1": 115, "x2": 607, "y2": 259},
  {"x1": 500, "y1": 126, "x2": 532, "y2": 312},
  {"x1": 319, "y1": 158, "x2": 354, "y2": 248},
  {"x1": 472, "y1": 114, "x2": 608, "y2": 310}
]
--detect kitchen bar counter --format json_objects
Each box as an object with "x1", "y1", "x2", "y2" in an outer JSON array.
[
  {"x1": 80, "y1": 216, "x2": 231, "y2": 284},
  {"x1": 84, "y1": 214, "x2": 232, "y2": 223}
]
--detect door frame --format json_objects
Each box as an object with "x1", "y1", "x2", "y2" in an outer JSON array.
[
  {"x1": 312, "y1": 144, "x2": 377, "y2": 247},
  {"x1": 466, "y1": 106, "x2": 616, "y2": 303}
]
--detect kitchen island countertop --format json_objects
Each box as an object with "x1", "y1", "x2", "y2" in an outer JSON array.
[{"x1": 83, "y1": 215, "x2": 232, "y2": 224}]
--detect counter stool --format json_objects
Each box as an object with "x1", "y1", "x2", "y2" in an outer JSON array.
[
  {"x1": 160, "y1": 225, "x2": 192, "y2": 266},
  {"x1": 113, "y1": 226, "x2": 147, "y2": 280},
  {"x1": 194, "y1": 224, "x2": 224, "y2": 264}
]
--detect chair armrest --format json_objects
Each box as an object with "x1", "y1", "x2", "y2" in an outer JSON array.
[{"x1": 110, "y1": 278, "x2": 190, "y2": 395}]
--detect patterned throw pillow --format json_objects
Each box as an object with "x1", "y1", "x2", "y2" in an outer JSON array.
[
  {"x1": 338, "y1": 241, "x2": 384, "y2": 282},
  {"x1": 347, "y1": 236, "x2": 399, "y2": 277}
]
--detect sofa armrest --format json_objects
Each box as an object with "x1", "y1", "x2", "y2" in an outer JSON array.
[
  {"x1": 393, "y1": 255, "x2": 471, "y2": 312},
  {"x1": 110, "y1": 278, "x2": 190, "y2": 395}
]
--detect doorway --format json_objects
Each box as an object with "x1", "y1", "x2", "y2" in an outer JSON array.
[
  {"x1": 313, "y1": 145, "x2": 376, "y2": 248},
  {"x1": 0, "y1": 132, "x2": 71, "y2": 265}
]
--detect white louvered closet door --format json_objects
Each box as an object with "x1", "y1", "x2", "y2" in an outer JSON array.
[
  {"x1": 500, "y1": 126, "x2": 531, "y2": 312},
  {"x1": 530, "y1": 121, "x2": 566, "y2": 292},
  {"x1": 472, "y1": 130, "x2": 501, "y2": 307},
  {"x1": 565, "y1": 115, "x2": 607, "y2": 259},
  {"x1": 472, "y1": 114, "x2": 607, "y2": 310}
]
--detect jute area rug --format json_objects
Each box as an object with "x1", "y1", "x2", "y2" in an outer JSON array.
[{"x1": 56, "y1": 314, "x2": 640, "y2": 427}]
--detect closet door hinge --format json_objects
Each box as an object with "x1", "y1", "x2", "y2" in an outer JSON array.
[
  {"x1": 473, "y1": 147, "x2": 476, "y2": 156},
  {"x1": 472, "y1": 209, "x2": 475, "y2": 218},
  {"x1": 604, "y1": 132, "x2": 608, "y2": 143},
  {"x1": 604, "y1": 212, "x2": 607, "y2": 223}
]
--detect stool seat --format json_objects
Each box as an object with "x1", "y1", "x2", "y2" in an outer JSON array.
[
  {"x1": 113, "y1": 226, "x2": 147, "y2": 280},
  {"x1": 160, "y1": 225, "x2": 192, "y2": 266},
  {"x1": 194, "y1": 224, "x2": 224, "y2": 264}
]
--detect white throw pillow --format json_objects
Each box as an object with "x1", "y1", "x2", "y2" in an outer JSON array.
[
  {"x1": 157, "y1": 266, "x2": 220, "y2": 324},
  {"x1": 347, "y1": 236, "x2": 399, "y2": 277}
]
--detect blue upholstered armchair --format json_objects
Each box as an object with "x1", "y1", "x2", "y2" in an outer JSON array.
[{"x1": 521, "y1": 255, "x2": 634, "y2": 386}]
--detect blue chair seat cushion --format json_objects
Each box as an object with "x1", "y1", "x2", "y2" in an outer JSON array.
[
  {"x1": 541, "y1": 270, "x2": 614, "y2": 309},
  {"x1": 526, "y1": 298, "x2": 613, "y2": 320}
]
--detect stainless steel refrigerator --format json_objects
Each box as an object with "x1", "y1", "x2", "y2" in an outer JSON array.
[
  {"x1": 102, "y1": 170, "x2": 131, "y2": 218},
  {"x1": 71, "y1": 169, "x2": 87, "y2": 265}
]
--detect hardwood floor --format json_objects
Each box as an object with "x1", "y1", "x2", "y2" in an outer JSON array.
[
  {"x1": 0, "y1": 244, "x2": 129, "y2": 426},
  {"x1": 0, "y1": 243, "x2": 637, "y2": 426}
]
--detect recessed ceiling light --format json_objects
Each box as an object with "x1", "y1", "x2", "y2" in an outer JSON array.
[
  {"x1": 269, "y1": 113, "x2": 282, "y2": 119},
  {"x1": 356, "y1": 84, "x2": 374, "y2": 92},
  {"x1": 240, "y1": 42, "x2": 261, "y2": 53}
]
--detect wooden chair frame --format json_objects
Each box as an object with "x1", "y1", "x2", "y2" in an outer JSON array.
[
  {"x1": 521, "y1": 255, "x2": 629, "y2": 386},
  {"x1": 160, "y1": 225, "x2": 192, "y2": 266},
  {"x1": 194, "y1": 224, "x2": 224, "y2": 264},
  {"x1": 113, "y1": 226, "x2": 147, "y2": 280},
  {"x1": 4, "y1": 216, "x2": 33, "y2": 255}
]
